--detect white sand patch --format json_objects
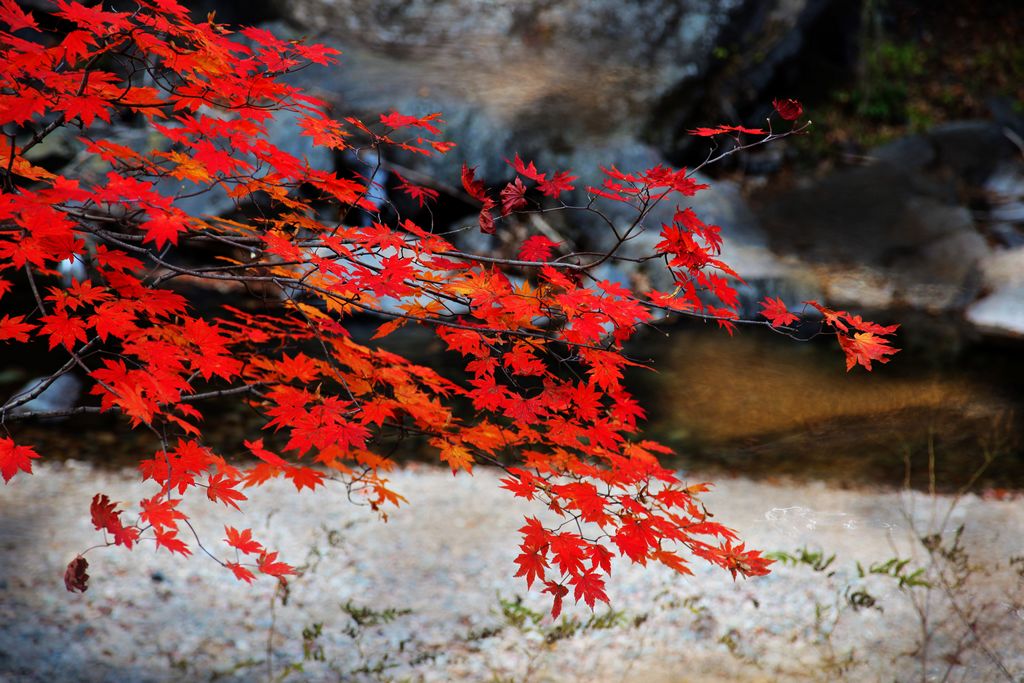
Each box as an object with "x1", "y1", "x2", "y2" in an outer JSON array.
[{"x1": 0, "y1": 461, "x2": 1021, "y2": 682}]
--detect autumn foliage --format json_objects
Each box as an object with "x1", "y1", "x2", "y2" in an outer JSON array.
[{"x1": 0, "y1": 0, "x2": 898, "y2": 617}]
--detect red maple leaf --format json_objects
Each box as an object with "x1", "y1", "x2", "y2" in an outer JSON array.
[
  {"x1": 140, "y1": 496, "x2": 186, "y2": 531},
  {"x1": 243, "y1": 440, "x2": 288, "y2": 470},
  {"x1": 461, "y1": 164, "x2": 497, "y2": 233},
  {"x1": 499, "y1": 469, "x2": 536, "y2": 500},
  {"x1": 60, "y1": 29, "x2": 96, "y2": 64},
  {"x1": 805, "y1": 300, "x2": 850, "y2": 332},
  {"x1": 380, "y1": 111, "x2": 442, "y2": 135},
  {"x1": 549, "y1": 533, "x2": 586, "y2": 575},
  {"x1": 537, "y1": 170, "x2": 576, "y2": 198},
  {"x1": 513, "y1": 549, "x2": 548, "y2": 589},
  {"x1": 838, "y1": 331, "x2": 899, "y2": 371},
  {"x1": 717, "y1": 541, "x2": 774, "y2": 579},
  {"x1": 88, "y1": 302, "x2": 136, "y2": 341},
  {"x1": 112, "y1": 384, "x2": 157, "y2": 427},
  {"x1": 90, "y1": 493, "x2": 137, "y2": 548},
  {"x1": 0, "y1": 0, "x2": 38, "y2": 31},
  {"x1": 543, "y1": 581, "x2": 569, "y2": 619},
  {"x1": 206, "y1": 473, "x2": 247, "y2": 510},
  {"x1": 38, "y1": 311, "x2": 88, "y2": 350},
  {"x1": 225, "y1": 562, "x2": 256, "y2": 584},
  {"x1": 500, "y1": 177, "x2": 528, "y2": 215},
  {"x1": 394, "y1": 172, "x2": 439, "y2": 207},
  {"x1": 688, "y1": 125, "x2": 765, "y2": 137},
  {"x1": 589, "y1": 544, "x2": 613, "y2": 575},
  {"x1": 478, "y1": 207, "x2": 496, "y2": 234},
  {"x1": 688, "y1": 126, "x2": 729, "y2": 137},
  {"x1": 140, "y1": 212, "x2": 187, "y2": 248},
  {"x1": 94, "y1": 245, "x2": 142, "y2": 272},
  {"x1": 257, "y1": 551, "x2": 295, "y2": 578},
  {"x1": 0, "y1": 92, "x2": 48, "y2": 125},
  {"x1": 225, "y1": 526, "x2": 264, "y2": 555},
  {"x1": 60, "y1": 95, "x2": 111, "y2": 127},
  {"x1": 508, "y1": 154, "x2": 546, "y2": 183},
  {"x1": 284, "y1": 466, "x2": 325, "y2": 492},
  {"x1": 460, "y1": 163, "x2": 489, "y2": 203},
  {"x1": 90, "y1": 494, "x2": 122, "y2": 532},
  {"x1": 0, "y1": 437, "x2": 39, "y2": 482},
  {"x1": 0, "y1": 314, "x2": 34, "y2": 343},
  {"x1": 844, "y1": 314, "x2": 900, "y2": 336},
  {"x1": 759, "y1": 296, "x2": 798, "y2": 328},
  {"x1": 155, "y1": 528, "x2": 191, "y2": 556},
  {"x1": 613, "y1": 518, "x2": 657, "y2": 563},
  {"x1": 651, "y1": 549, "x2": 693, "y2": 575},
  {"x1": 572, "y1": 570, "x2": 609, "y2": 610},
  {"x1": 517, "y1": 235, "x2": 559, "y2": 262},
  {"x1": 773, "y1": 98, "x2": 804, "y2": 121}
]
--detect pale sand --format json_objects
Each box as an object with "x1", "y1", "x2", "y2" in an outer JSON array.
[{"x1": 1, "y1": 461, "x2": 1021, "y2": 682}]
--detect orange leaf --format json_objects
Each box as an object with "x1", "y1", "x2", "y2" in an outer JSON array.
[
  {"x1": 838, "y1": 331, "x2": 899, "y2": 371},
  {"x1": 225, "y1": 526, "x2": 264, "y2": 555},
  {"x1": 257, "y1": 551, "x2": 295, "y2": 578}
]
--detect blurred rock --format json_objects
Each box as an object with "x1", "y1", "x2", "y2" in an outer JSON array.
[
  {"x1": 609, "y1": 173, "x2": 823, "y2": 318},
  {"x1": 966, "y1": 247, "x2": 1024, "y2": 338},
  {"x1": 966, "y1": 286, "x2": 1024, "y2": 338},
  {"x1": 271, "y1": 0, "x2": 829, "y2": 186},
  {"x1": 8, "y1": 374, "x2": 82, "y2": 418},
  {"x1": 874, "y1": 121, "x2": 1022, "y2": 187},
  {"x1": 754, "y1": 137, "x2": 997, "y2": 318}
]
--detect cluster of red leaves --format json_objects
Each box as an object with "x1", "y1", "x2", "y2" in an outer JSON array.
[
  {"x1": 460, "y1": 155, "x2": 579, "y2": 234},
  {"x1": 0, "y1": 0, "x2": 897, "y2": 617},
  {"x1": 687, "y1": 97, "x2": 804, "y2": 137},
  {"x1": 761, "y1": 298, "x2": 900, "y2": 370}
]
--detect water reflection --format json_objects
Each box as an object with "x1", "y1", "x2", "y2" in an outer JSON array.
[
  {"x1": 632, "y1": 325, "x2": 1023, "y2": 489},
  {"x1": 3, "y1": 323, "x2": 1021, "y2": 490}
]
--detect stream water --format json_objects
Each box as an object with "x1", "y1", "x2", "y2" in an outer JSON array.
[
  {"x1": 629, "y1": 324, "x2": 1023, "y2": 490},
  {"x1": 3, "y1": 321, "x2": 1021, "y2": 491}
]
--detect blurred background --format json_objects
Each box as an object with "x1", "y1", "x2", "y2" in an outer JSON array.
[
  {"x1": 7, "y1": 0, "x2": 1024, "y2": 489},
  {"x1": 3, "y1": 3, "x2": 1024, "y2": 681}
]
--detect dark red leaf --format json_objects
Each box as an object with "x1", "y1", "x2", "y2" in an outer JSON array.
[
  {"x1": 773, "y1": 98, "x2": 804, "y2": 121},
  {"x1": 64, "y1": 556, "x2": 89, "y2": 593}
]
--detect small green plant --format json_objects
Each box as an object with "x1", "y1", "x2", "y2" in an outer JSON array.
[
  {"x1": 856, "y1": 41, "x2": 926, "y2": 124},
  {"x1": 481, "y1": 593, "x2": 648, "y2": 680},
  {"x1": 767, "y1": 546, "x2": 837, "y2": 574},
  {"x1": 340, "y1": 600, "x2": 413, "y2": 637},
  {"x1": 857, "y1": 556, "x2": 930, "y2": 590},
  {"x1": 215, "y1": 522, "x2": 429, "y2": 683},
  {"x1": 723, "y1": 434, "x2": 1022, "y2": 681},
  {"x1": 496, "y1": 593, "x2": 637, "y2": 645}
]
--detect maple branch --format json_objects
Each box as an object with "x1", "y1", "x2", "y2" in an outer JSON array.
[
  {"x1": 0, "y1": 354, "x2": 82, "y2": 420},
  {"x1": 19, "y1": 49, "x2": 111, "y2": 159},
  {"x1": 1, "y1": 383, "x2": 265, "y2": 422},
  {"x1": 688, "y1": 123, "x2": 812, "y2": 177},
  {"x1": 273, "y1": 282, "x2": 363, "y2": 406},
  {"x1": 0, "y1": 0, "x2": 892, "y2": 622},
  {"x1": 636, "y1": 293, "x2": 831, "y2": 340},
  {"x1": 80, "y1": 224, "x2": 621, "y2": 350},
  {"x1": 2, "y1": 129, "x2": 14, "y2": 187}
]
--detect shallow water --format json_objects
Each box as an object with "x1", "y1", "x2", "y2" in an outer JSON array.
[
  {"x1": 3, "y1": 322, "x2": 1021, "y2": 490},
  {"x1": 630, "y1": 324, "x2": 1023, "y2": 490}
]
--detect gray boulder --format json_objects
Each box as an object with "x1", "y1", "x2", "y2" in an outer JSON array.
[
  {"x1": 8, "y1": 374, "x2": 82, "y2": 418},
  {"x1": 753, "y1": 148, "x2": 992, "y2": 314},
  {"x1": 967, "y1": 285, "x2": 1024, "y2": 338},
  {"x1": 271, "y1": 0, "x2": 825, "y2": 185},
  {"x1": 966, "y1": 247, "x2": 1024, "y2": 338}
]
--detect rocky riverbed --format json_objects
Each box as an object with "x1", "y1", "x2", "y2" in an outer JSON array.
[{"x1": 1, "y1": 462, "x2": 1021, "y2": 682}]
